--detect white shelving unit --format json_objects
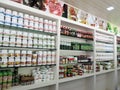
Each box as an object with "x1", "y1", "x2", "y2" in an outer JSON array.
[{"x1": 0, "y1": 0, "x2": 120, "y2": 90}]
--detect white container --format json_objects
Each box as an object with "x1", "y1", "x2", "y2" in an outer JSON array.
[
  {"x1": 8, "y1": 50, "x2": 14, "y2": 67},
  {"x1": 22, "y1": 32, "x2": 28, "y2": 47},
  {"x1": 42, "y1": 51, "x2": 47, "y2": 65},
  {"x1": 34, "y1": 17, "x2": 39, "y2": 30},
  {"x1": 51, "y1": 51, "x2": 56, "y2": 64},
  {"x1": 47, "y1": 51, "x2": 52, "y2": 64},
  {"x1": 44, "y1": 19, "x2": 48, "y2": 32},
  {"x1": 52, "y1": 21, "x2": 57, "y2": 33},
  {"x1": 48, "y1": 20, "x2": 53, "y2": 33},
  {"x1": 5, "y1": 9, "x2": 12, "y2": 25},
  {"x1": 38, "y1": 51, "x2": 42, "y2": 65},
  {"x1": 0, "y1": 7, "x2": 5, "y2": 24},
  {"x1": 38, "y1": 34, "x2": 43, "y2": 48},
  {"x1": 18, "y1": 12, "x2": 23, "y2": 27},
  {"x1": 1, "y1": 50, "x2": 8, "y2": 67},
  {"x1": 3, "y1": 29, "x2": 10, "y2": 46},
  {"x1": 21, "y1": 50, "x2": 26, "y2": 66},
  {"x1": 11, "y1": 11, "x2": 18, "y2": 26},
  {"x1": 0, "y1": 28, "x2": 3, "y2": 46},
  {"x1": 10, "y1": 30, "x2": 16, "y2": 47},
  {"x1": 28, "y1": 33, "x2": 33, "y2": 47},
  {"x1": 33, "y1": 34, "x2": 38, "y2": 48},
  {"x1": 14, "y1": 50, "x2": 20, "y2": 67},
  {"x1": 39, "y1": 18, "x2": 43, "y2": 31},
  {"x1": 32, "y1": 53, "x2": 37, "y2": 66},
  {"x1": 43, "y1": 35, "x2": 47, "y2": 48},
  {"x1": 16, "y1": 31, "x2": 22, "y2": 47},
  {"x1": 29, "y1": 15, "x2": 34, "y2": 29},
  {"x1": 24, "y1": 14, "x2": 29, "y2": 28},
  {"x1": 26, "y1": 51, "x2": 32, "y2": 66}
]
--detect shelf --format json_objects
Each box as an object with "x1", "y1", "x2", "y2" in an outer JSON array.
[
  {"x1": 0, "y1": 24, "x2": 57, "y2": 36},
  {"x1": 10, "y1": 80, "x2": 57, "y2": 90},
  {"x1": 59, "y1": 73, "x2": 94, "y2": 83},
  {"x1": 96, "y1": 39, "x2": 113, "y2": 44},
  {"x1": 96, "y1": 51, "x2": 113, "y2": 53},
  {"x1": 96, "y1": 59, "x2": 114, "y2": 62},
  {"x1": 60, "y1": 17, "x2": 95, "y2": 31},
  {"x1": 60, "y1": 63, "x2": 77, "y2": 66},
  {"x1": 0, "y1": 64, "x2": 56, "y2": 69},
  {"x1": 96, "y1": 69, "x2": 115, "y2": 75},
  {"x1": 0, "y1": 46, "x2": 56, "y2": 51}
]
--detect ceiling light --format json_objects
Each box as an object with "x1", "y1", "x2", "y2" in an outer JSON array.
[{"x1": 107, "y1": 6, "x2": 114, "y2": 11}]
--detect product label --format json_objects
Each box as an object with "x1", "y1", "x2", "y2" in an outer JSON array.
[{"x1": 14, "y1": 50, "x2": 20, "y2": 67}]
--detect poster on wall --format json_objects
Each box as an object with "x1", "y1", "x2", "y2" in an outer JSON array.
[
  {"x1": 98, "y1": 18, "x2": 107, "y2": 30},
  {"x1": 23, "y1": 0, "x2": 63, "y2": 16},
  {"x1": 68, "y1": 5, "x2": 78, "y2": 21},
  {"x1": 78, "y1": 10, "x2": 88, "y2": 24}
]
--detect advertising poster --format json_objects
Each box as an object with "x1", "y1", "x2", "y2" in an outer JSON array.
[
  {"x1": 23, "y1": 0, "x2": 63, "y2": 16},
  {"x1": 68, "y1": 5, "x2": 78, "y2": 21}
]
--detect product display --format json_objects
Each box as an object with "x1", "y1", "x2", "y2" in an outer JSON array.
[
  {"x1": 96, "y1": 32, "x2": 113, "y2": 43},
  {"x1": 60, "y1": 25, "x2": 93, "y2": 40},
  {"x1": 0, "y1": 49, "x2": 56, "y2": 67},
  {"x1": 59, "y1": 55, "x2": 93, "y2": 79},
  {"x1": 60, "y1": 40, "x2": 93, "y2": 51},
  {"x1": 32, "y1": 66, "x2": 54, "y2": 83},
  {"x1": 0, "y1": 1, "x2": 120, "y2": 90},
  {"x1": 96, "y1": 61, "x2": 114, "y2": 72},
  {"x1": 0, "y1": 70, "x2": 12, "y2": 90}
]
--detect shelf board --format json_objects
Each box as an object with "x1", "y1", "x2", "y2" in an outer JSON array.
[
  {"x1": 59, "y1": 73, "x2": 94, "y2": 83},
  {"x1": 60, "y1": 17, "x2": 95, "y2": 31},
  {"x1": 0, "y1": 46, "x2": 56, "y2": 51},
  {"x1": 96, "y1": 69, "x2": 115, "y2": 75},
  {"x1": 96, "y1": 50, "x2": 113, "y2": 53},
  {"x1": 96, "y1": 28, "x2": 114, "y2": 36},
  {"x1": 96, "y1": 39, "x2": 113, "y2": 44},
  {"x1": 0, "y1": 64, "x2": 56, "y2": 69},
  {"x1": 10, "y1": 80, "x2": 57, "y2": 90},
  {"x1": 96, "y1": 59, "x2": 114, "y2": 62}
]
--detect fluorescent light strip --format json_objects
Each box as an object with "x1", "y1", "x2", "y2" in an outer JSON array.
[{"x1": 107, "y1": 6, "x2": 114, "y2": 11}]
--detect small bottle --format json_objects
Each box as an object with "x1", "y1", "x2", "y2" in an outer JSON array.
[
  {"x1": 37, "y1": 51, "x2": 42, "y2": 65},
  {"x1": 44, "y1": 19, "x2": 48, "y2": 32},
  {"x1": 11, "y1": 11, "x2": 18, "y2": 27},
  {"x1": 39, "y1": 18, "x2": 43, "y2": 31},
  {"x1": 8, "y1": 50, "x2": 14, "y2": 67},
  {"x1": 18, "y1": 12, "x2": 23, "y2": 28},
  {"x1": 29, "y1": 15, "x2": 34, "y2": 29},
  {"x1": 34, "y1": 17, "x2": 39, "y2": 30},
  {"x1": 20, "y1": 50, "x2": 26, "y2": 66},
  {"x1": 23, "y1": 14, "x2": 29, "y2": 29},
  {"x1": 52, "y1": 21, "x2": 57, "y2": 33},
  {"x1": 4, "y1": 9, "x2": 12, "y2": 26},
  {"x1": 0, "y1": 7, "x2": 5, "y2": 24},
  {"x1": 26, "y1": 51, "x2": 32, "y2": 66}
]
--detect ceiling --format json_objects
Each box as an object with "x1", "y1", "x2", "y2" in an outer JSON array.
[{"x1": 61, "y1": 0, "x2": 120, "y2": 26}]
